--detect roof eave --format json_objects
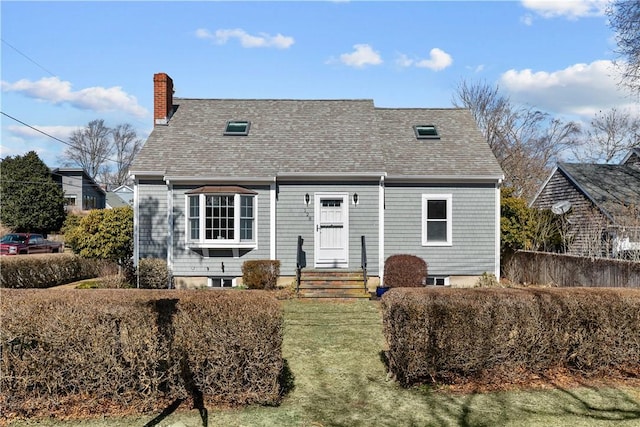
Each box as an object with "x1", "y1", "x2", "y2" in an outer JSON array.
[{"x1": 385, "y1": 174, "x2": 504, "y2": 184}]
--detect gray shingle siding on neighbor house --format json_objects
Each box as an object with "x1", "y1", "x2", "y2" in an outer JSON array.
[{"x1": 130, "y1": 73, "x2": 504, "y2": 286}]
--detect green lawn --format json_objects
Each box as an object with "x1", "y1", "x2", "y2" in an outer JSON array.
[{"x1": 10, "y1": 299, "x2": 640, "y2": 427}]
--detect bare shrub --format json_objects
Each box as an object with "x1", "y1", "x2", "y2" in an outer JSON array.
[
  {"x1": 384, "y1": 254, "x2": 427, "y2": 288},
  {"x1": 242, "y1": 260, "x2": 281, "y2": 290},
  {"x1": 382, "y1": 287, "x2": 640, "y2": 387},
  {"x1": 138, "y1": 258, "x2": 171, "y2": 289},
  {"x1": 0, "y1": 290, "x2": 283, "y2": 421}
]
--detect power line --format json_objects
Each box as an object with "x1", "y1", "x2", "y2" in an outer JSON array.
[
  {"x1": 1, "y1": 111, "x2": 74, "y2": 148},
  {"x1": 1, "y1": 38, "x2": 57, "y2": 77},
  {"x1": 1, "y1": 111, "x2": 127, "y2": 165}
]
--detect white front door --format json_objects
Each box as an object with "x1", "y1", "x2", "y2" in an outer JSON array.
[{"x1": 315, "y1": 193, "x2": 349, "y2": 268}]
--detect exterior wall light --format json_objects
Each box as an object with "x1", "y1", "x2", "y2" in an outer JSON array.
[
  {"x1": 304, "y1": 193, "x2": 310, "y2": 205},
  {"x1": 353, "y1": 193, "x2": 359, "y2": 205}
]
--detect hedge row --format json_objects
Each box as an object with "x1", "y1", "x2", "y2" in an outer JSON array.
[
  {"x1": 381, "y1": 287, "x2": 640, "y2": 387},
  {"x1": 0, "y1": 290, "x2": 284, "y2": 421},
  {"x1": 0, "y1": 254, "x2": 112, "y2": 288}
]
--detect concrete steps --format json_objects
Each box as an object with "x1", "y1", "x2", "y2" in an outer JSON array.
[{"x1": 297, "y1": 270, "x2": 370, "y2": 299}]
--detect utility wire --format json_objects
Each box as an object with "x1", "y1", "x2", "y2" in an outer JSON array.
[
  {"x1": 1, "y1": 111, "x2": 128, "y2": 165},
  {"x1": 1, "y1": 111, "x2": 74, "y2": 148},
  {"x1": 1, "y1": 38, "x2": 57, "y2": 77}
]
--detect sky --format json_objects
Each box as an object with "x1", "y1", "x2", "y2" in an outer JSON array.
[{"x1": 1, "y1": 0, "x2": 638, "y2": 168}]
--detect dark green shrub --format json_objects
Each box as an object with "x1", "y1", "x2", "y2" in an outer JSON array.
[
  {"x1": 242, "y1": 260, "x2": 281, "y2": 290},
  {"x1": 137, "y1": 258, "x2": 171, "y2": 289},
  {"x1": 384, "y1": 254, "x2": 427, "y2": 288}
]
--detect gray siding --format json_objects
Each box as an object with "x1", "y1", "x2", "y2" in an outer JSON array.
[
  {"x1": 137, "y1": 180, "x2": 168, "y2": 258},
  {"x1": 276, "y1": 181, "x2": 380, "y2": 276},
  {"x1": 171, "y1": 185, "x2": 272, "y2": 277},
  {"x1": 384, "y1": 183, "x2": 497, "y2": 276}
]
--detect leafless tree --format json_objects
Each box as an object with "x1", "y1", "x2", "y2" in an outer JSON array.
[
  {"x1": 61, "y1": 120, "x2": 143, "y2": 188},
  {"x1": 608, "y1": 0, "x2": 640, "y2": 94},
  {"x1": 573, "y1": 108, "x2": 640, "y2": 163},
  {"x1": 99, "y1": 124, "x2": 143, "y2": 188},
  {"x1": 453, "y1": 79, "x2": 581, "y2": 201},
  {"x1": 62, "y1": 119, "x2": 112, "y2": 180}
]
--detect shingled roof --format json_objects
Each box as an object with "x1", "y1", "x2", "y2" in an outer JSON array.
[
  {"x1": 558, "y1": 162, "x2": 640, "y2": 223},
  {"x1": 131, "y1": 94, "x2": 503, "y2": 180}
]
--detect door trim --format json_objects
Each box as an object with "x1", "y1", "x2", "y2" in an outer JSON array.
[{"x1": 314, "y1": 192, "x2": 349, "y2": 268}]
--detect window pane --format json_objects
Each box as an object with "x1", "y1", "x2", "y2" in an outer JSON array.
[
  {"x1": 190, "y1": 219, "x2": 199, "y2": 240},
  {"x1": 427, "y1": 200, "x2": 447, "y2": 219},
  {"x1": 427, "y1": 221, "x2": 447, "y2": 241}
]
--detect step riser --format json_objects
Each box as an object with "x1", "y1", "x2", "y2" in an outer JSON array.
[{"x1": 297, "y1": 270, "x2": 370, "y2": 298}]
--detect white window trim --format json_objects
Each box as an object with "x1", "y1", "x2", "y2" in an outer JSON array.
[
  {"x1": 422, "y1": 194, "x2": 452, "y2": 246},
  {"x1": 185, "y1": 193, "x2": 258, "y2": 249}
]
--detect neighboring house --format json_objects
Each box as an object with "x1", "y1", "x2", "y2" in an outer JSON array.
[
  {"x1": 531, "y1": 149, "x2": 640, "y2": 257},
  {"x1": 106, "y1": 191, "x2": 129, "y2": 209},
  {"x1": 50, "y1": 168, "x2": 106, "y2": 211},
  {"x1": 129, "y1": 73, "x2": 504, "y2": 289},
  {"x1": 113, "y1": 184, "x2": 134, "y2": 205}
]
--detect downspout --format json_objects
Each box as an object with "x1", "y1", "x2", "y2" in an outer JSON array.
[
  {"x1": 167, "y1": 180, "x2": 174, "y2": 289},
  {"x1": 495, "y1": 178, "x2": 502, "y2": 279},
  {"x1": 133, "y1": 177, "x2": 140, "y2": 289},
  {"x1": 270, "y1": 179, "x2": 277, "y2": 260},
  {"x1": 379, "y1": 175, "x2": 385, "y2": 286}
]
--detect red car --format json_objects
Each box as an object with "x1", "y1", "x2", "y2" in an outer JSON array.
[{"x1": 0, "y1": 233, "x2": 63, "y2": 255}]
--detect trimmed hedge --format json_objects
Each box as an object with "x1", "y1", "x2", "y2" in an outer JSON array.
[
  {"x1": 381, "y1": 287, "x2": 640, "y2": 387},
  {"x1": 384, "y1": 254, "x2": 427, "y2": 288},
  {"x1": 137, "y1": 258, "x2": 171, "y2": 289},
  {"x1": 242, "y1": 260, "x2": 281, "y2": 290},
  {"x1": 0, "y1": 254, "x2": 111, "y2": 288},
  {"x1": 0, "y1": 290, "x2": 284, "y2": 421}
]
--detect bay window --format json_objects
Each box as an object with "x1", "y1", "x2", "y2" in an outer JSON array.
[{"x1": 186, "y1": 187, "x2": 257, "y2": 248}]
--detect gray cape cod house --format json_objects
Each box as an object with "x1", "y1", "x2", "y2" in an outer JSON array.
[{"x1": 129, "y1": 73, "x2": 504, "y2": 289}]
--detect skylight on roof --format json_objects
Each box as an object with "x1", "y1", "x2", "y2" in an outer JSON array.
[
  {"x1": 414, "y1": 125, "x2": 439, "y2": 139},
  {"x1": 224, "y1": 120, "x2": 250, "y2": 135}
]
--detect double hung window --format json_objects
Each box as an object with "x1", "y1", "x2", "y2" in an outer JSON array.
[
  {"x1": 186, "y1": 187, "x2": 257, "y2": 248},
  {"x1": 422, "y1": 194, "x2": 452, "y2": 246}
]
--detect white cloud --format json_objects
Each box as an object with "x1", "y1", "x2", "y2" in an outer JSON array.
[
  {"x1": 521, "y1": 0, "x2": 607, "y2": 19},
  {"x1": 196, "y1": 28, "x2": 294, "y2": 49},
  {"x1": 499, "y1": 60, "x2": 635, "y2": 117},
  {"x1": 339, "y1": 44, "x2": 383, "y2": 68},
  {"x1": 396, "y1": 48, "x2": 453, "y2": 71},
  {"x1": 7, "y1": 125, "x2": 80, "y2": 140},
  {"x1": 1, "y1": 77, "x2": 148, "y2": 118}
]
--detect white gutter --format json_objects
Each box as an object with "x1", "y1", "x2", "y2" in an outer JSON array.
[{"x1": 495, "y1": 180, "x2": 502, "y2": 279}]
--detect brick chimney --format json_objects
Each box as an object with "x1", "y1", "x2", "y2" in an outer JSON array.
[{"x1": 154, "y1": 72, "x2": 174, "y2": 125}]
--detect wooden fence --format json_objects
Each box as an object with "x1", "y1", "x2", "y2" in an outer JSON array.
[{"x1": 504, "y1": 251, "x2": 640, "y2": 288}]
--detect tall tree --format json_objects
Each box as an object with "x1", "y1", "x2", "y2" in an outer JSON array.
[
  {"x1": 61, "y1": 120, "x2": 143, "y2": 188},
  {"x1": 62, "y1": 119, "x2": 112, "y2": 180},
  {"x1": 453, "y1": 79, "x2": 580, "y2": 201},
  {"x1": 608, "y1": 0, "x2": 640, "y2": 93},
  {"x1": 99, "y1": 123, "x2": 143, "y2": 188},
  {"x1": 573, "y1": 108, "x2": 640, "y2": 163},
  {"x1": 0, "y1": 151, "x2": 66, "y2": 234}
]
